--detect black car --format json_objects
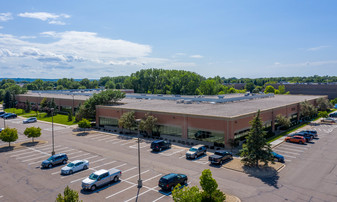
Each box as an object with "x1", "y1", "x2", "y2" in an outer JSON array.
[
  {"x1": 3, "y1": 113, "x2": 17, "y2": 119},
  {"x1": 208, "y1": 150, "x2": 233, "y2": 165},
  {"x1": 329, "y1": 112, "x2": 337, "y2": 117},
  {"x1": 151, "y1": 140, "x2": 171, "y2": 151},
  {"x1": 158, "y1": 173, "x2": 188, "y2": 191},
  {"x1": 0, "y1": 113, "x2": 10, "y2": 118},
  {"x1": 300, "y1": 130, "x2": 318, "y2": 138},
  {"x1": 41, "y1": 153, "x2": 68, "y2": 168},
  {"x1": 0, "y1": 111, "x2": 5, "y2": 115}
]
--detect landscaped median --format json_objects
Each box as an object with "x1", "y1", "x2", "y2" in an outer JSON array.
[
  {"x1": 0, "y1": 140, "x2": 47, "y2": 152},
  {"x1": 222, "y1": 158, "x2": 285, "y2": 177}
]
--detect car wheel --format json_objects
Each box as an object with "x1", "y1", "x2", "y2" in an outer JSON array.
[
  {"x1": 62, "y1": 160, "x2": 67, "y2": 164},
  {"x1": 83, "y1": 165, "x2": 88, "y2": 170},
  {"x1": 48, "y1": 164, "x2": 52, "y2": 168},
  {"x1": 159, "y1": 148, "x2": 162, "y2": 152},
  {"x1": 90, "y1": 185, "x2": 96, "y2": 191},
  {"x1": 286, "y1": 139, "x2": 290, "y2": 142},
  {"x1": 194, "y1": 155, "x2": 197, "y2": 159},
  {"x1": 69, "y1": 170, "x2": 73, "y2": 174},
  {"x1": 183, "y1": 179, "x2": 187, "y2": 185},
  {"x1": 114, "y1": 176, "x2": 119, "y2": 182}
]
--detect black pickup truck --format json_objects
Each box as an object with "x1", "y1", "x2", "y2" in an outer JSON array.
[{"x1": 208, "y1": 151, "x2": 233, "y2": 165}]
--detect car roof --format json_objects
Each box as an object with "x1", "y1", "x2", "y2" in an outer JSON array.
[
  {"x1": 70, "y1": 160, "x2": 83, "y2": 164},
  {"x1": 52, "y1": 153, "x2": 66, "y2": 157},
  {"x1": 162, "y1": 173, "x2": 178, "y2": 179},
  {"x1": 192, "y1": 144, "x2": 205, "y2": 149},
  {"x1": 152, "y1": 140, "x2": 164, "y2": 143}
]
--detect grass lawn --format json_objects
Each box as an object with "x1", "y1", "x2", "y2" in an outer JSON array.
[{"x1": 5, "y1": 108, "x2": 77, "y2": 125}]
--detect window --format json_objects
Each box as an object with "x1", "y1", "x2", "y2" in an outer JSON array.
[
  {"x1": 157, "y1": 125, "x2": 182, "y2": 137},
  {"x1": 187, "y1": 128, "x2": 224, "y2": 144},
  {"x1": 99, "y1": 117, "x2": 119, "y2": 127}
]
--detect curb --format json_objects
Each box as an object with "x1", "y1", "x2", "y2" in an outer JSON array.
[{"x1": 18, "y1": 115, "x2": 74, "y2": 128}]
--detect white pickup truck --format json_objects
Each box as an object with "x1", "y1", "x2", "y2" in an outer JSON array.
[{"x1": 82, "y1": 168, "x2": 122, "y2": 191}]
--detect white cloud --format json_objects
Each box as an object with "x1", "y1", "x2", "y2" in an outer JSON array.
[
  {"x1": 0, "y1": 12, "x2": 12, "y2": 21},
  {"x1": 18, "y1": 12, "x2": 70, "y2": 25},
  {"x1": 272, "y1": 60, "x2": 337, "y2": 67},
  {"x1": 190, "y1": 54, "x2": 203, "y2": 58},
  {"x1": 306, "y1": 45, "x2": 330, "y2": 51}
]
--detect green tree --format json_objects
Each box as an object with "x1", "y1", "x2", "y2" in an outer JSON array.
[
  {"x1": 278, "y1": 85, "x2": 289, "y2": 94},
  {"x1": 300, "y1": 101, "x2": 317, "y2": 120},
  {"x1": 245, "y1": 82, "x2": 255, "y2": 92},
  {"x1": 318, "y1": 111, "x2": 328, "y2": 118},
  {"x1": 23, "y1": 127, "x2": 41, "y2": 142},
  {"x1": 68, "y1": 112, "x2": 73, "y2": 122},
  {"x1": 25, "y1": 99, "x2": 31, "y2": 113},
  {"x1": 56, "y1": 185, "x2": 82, "y2": 202},
  {"x1": 172, "y1": 186, "x2": 202, "y2": 202},
  {"x1": 276, "y1": 114, "x2": 291, "y2": 129},
  {"x1": 240, "y1": 110, "x2": 274, "y2": 167},
  {"x1": 4, "y1": 91, "x2": 13, "y2": 109},
  {"x1": 138, "y1": 113, "x2": 158, "y2": 136},
  {"x1": 0, "y1": 128, "x2": 18, "y2": 147},
  {"x1": 118, "y1": 111, "x2": 136, "y2": 133},
  {"x1": 78, "y1": 119, "x2": 91, "y2": 132},
  {"x1": 317, "y1": 97, "x2": 332, "y2": 111},
  {"x1": 199, "y1": 169, "x2": 226, "y2": 202},
  {"x1": 331, "y1": 98, "x2": 337, "y2": 106},
  {"x1": 40, "y1": 97, "x2": 48, "y2": 108},
  {"x1": 76, "y1": 90, "x2": 125, "y2": 120},
  {"x1": 264, "y1": 85, "x2": 275, "y2": 94}
]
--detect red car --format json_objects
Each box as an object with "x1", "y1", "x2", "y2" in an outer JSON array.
[{"x1": 285, "y1": 135, "x2": 305, "y2": 144}]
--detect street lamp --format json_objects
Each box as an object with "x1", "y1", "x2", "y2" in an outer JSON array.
[
  {"x1": 51, "y1": 108, "x2": 55, "y2": 155},
  {"x1": 136, "y1": 119, "x2": 142, "y2": 188}
]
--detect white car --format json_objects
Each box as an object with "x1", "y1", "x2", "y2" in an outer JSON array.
[
  {"x1": 23, "y1": 117, "x2": 37, "y2": 124},
  {"x1": 61, "y1": 160, "x2": 89, "y2": 175}
]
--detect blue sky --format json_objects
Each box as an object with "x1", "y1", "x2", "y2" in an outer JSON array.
[{"x1": 0, "y1": 0, "x2": 337, "y2": 79}]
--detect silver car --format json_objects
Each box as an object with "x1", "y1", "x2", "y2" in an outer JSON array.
[
  {"x1": 23, "y1": 117, "x2": 37, "y2": 124},
  {"x1": 61, "y1": 160, "x2": 89, "y2": 175},
  {"x1": 186, "y1": 145, "x2": 207, "y2": 159}
]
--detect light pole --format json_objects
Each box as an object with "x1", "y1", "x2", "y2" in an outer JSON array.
[
  {"x1": 51, "y1": 108, "x2": 55, "y2": 155},
  {"x1": 137, "y1": 130, "x2": 142, "y2": 188},
  {"x1": 72, "y1": 94, "x2": 75, "y2": 116}
]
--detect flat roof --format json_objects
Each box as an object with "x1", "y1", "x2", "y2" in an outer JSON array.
[{"x1": 100, "y1": 94, "x2": 325, "y2": 118}]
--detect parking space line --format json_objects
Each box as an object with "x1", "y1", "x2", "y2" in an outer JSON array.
[
  {"x1": 153, "y1": 194, "x2": 167, "y2": 202},
  {"x1": 7, "y1": 144, "x2": 52, "y2": 155},
  {"x1": 278, "y1": 154, "x2": 296, "y2": 158},
  {"x1": 37, "y1": 145, "x2": 63, "y2": 151},
  {"x1": 59, "y1": 149, "x2": 75, "y2": 153},
  {"x1": 85, "y1": 134, "x2": 107, "y2": 139},
  {"x1": 123, "y1": 166, "x2": 137, "y2": 173},
  {"x1": 82, "y1": 155, "x2": 99, "y2": 160},
  {"x1": 123, "y1": 170, "x2": 150, "y2": 181},
  {"x1": 67, "y1": 151, "x2": 83, "y2": 156},
  {"x1": 125, "y1": 185, "x2": 158, "y2": 202},
  {"x1": 22, "y1": 154, "x2": 49, "y2": 162},
  {"x1": 273, "y1": 149, "x2": 300, "y2": 155},
  {"x1": 90, "y1": 158, "x2": 106, "y2": 164},
  {"x1": 91, "y1": 161, "x2": 117, "y2": 169},
  {"x1": 113, "y1": 163, "x2": 127, "y2": 169},
  {"x1": 275, "y1": 147, "x2": 306, "y2": 153},
  {"x1": 70, "y1": 153, "x2": 91, "y2": 159},
  {"x1": 284, "y1": 159, "x2": 292, "y2": 162},
  {"x1": 160, "y1": 149, "x2": 185, "y2": 156},
  {"x1": 0, "y1": 195, "x2": 3, "y2": 198},
  {"x1": 279, "y1": 144, "x2": 310, "y2": 149},
  {"x1": 16, "y1": 152, "x2": 45, "y2": 160},
  {"x1": 129, "y1": 143, "x2": 148, "y2": 149},
  {"x1": 121, "y1": 141, "x2": 136, "y2": 146},
  {"x1": 179, "y1": 155, "x2": 186, "y2": 159}
]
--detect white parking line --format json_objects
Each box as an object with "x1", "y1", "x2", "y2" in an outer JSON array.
[
  {"x1": 85, "y1": 134, "x2": 107, "y2": 139},
  {"x1": 113, "y1": 163, "x2": 127, "y2": 169},
  {"x1": 123, "y1": 170, "x2": 150, "y2": 181},
  {"x1": 276, "y1": 147, "x2": 306, "y2": 153},
  {"x1": 110, "y1": 139, "x2": 128, "y2": 144},
  {"x1": 22, "y1": 154, "x2": 49, "y2": 162},
  {"x1": 90, "y1": 158, "x2": 106, "y2": 164},
  {"x1": 123, "y1": 167, "x2": 137, "y2": 173},
  {"x1": 7, "y1": 144, "x2": 52, "y2": 155},
  {"x1": 284, "y1": 159, "x2": 292, "y2": 162},
  {"x1": 160, "y1": 149, "x2": 185, "y2": 156},
  {"x1": 0, "y1": 195, "x2": 3, "y2": 198},
  {"x1": 273, "y1": 149, "x2": 301, "y2": 155},
  {"x1": 121, "y1": 141, "x2": 136, "y2": 146},
  {"x1": 91, "y1": 161, "x2": 117, "y2": 169},
  {"x1": 278, "y1": 153, "x2": 297, "y2": 158},
  {"x1": 16, "y1": 152, "x2": 45, "y2": 160},
  {"x1": 70, "y1": 153, "x2": 91, "y2": 159},
  {"x1": 59, "y1": 149, "x2": 75, "y2": 153},
  {"x1": 125, "y1": 185, "x2": 158, "y2": 202},
  {"x1": 37, "y1": 145, "x2": 63, "y2": 151},
  {"x1": 83, "y1": 155, "x2": 99, "y2": 161},
  {"x1": 129, "y1": 143, "x2": 148, "y2": 149},
  {"x1": 67, "y1": 151, "x2": 83, "y2": 156},
  {"x1": 96, "y1": 137, "x2": 117, "y2": 142},
  {"x1": 280, "y1": 144, "x2": 310, "y2": 149},
  {"x1": 179, "y1": 155, "x2": 186, "y2": 159}
]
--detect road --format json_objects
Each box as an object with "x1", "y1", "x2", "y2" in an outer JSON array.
[{"x1": 0, "y1": 114, "x2": 337, "y2": 201}]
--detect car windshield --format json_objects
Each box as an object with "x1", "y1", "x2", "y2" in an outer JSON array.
[
  {"x1": 89, "y1": 173, "x2": 99, "y2": 180},
  {"x1": 189, "y1": 148, "x2": 197, "y2": 152},
  {"x1": 67, "y1": 163, "x2": 75, "y2": 167},
  {"x1": 47, "y1": 156, "x2": 54, "y2": 161}
]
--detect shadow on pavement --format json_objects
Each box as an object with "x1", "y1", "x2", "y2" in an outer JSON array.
[
  {"x1": 0, "y1": 145, "x2": 14, "y2": 153},
  {"x1": 243, "y1": 166, "x2": 280, "y2": 188}
]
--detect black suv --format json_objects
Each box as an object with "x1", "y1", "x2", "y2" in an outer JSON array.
[
  {"x1": 151, "y1": 140, "x2": 171, "y2": 151},
  {"x1": 41, "y1": 153, "x2": 68, "y2": 168},
  {"x1": 158, "y1": 173, "x2": 188, "y2": 191}
]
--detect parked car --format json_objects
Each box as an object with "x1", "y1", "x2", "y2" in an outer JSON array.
[
  {"x1": 0, "y1": 113, "x2": 10, "y2": 118},
  {"x1": 82, "y1": 168, "x2": 122, "y2": 191},
  {"x1": 0, "y1": 128, "x2": 3, "y2": 132},
  {"x1": 299, "y1": 130, "x2": 318, "y2": 138},
  {"x1": 329, "y1": 112, "x2": 337, "y2": 117},
  {"x1": 158, "y1": 173, "x2": 188, "y2": 191},
  {"x1": 272, "y1": 152, "x2": 284, "y2": 163},
  {"x1": 23, "y1": 117, "x2": 37, "y2": 124},
  {"x1": 3, "y1": 113, "x2": 17, "y2": 119},
  {"x1": 292, "y1": 132, "x2": 313, "y2": 142},
  {"x1": 285, "y1": 135, "x2": 306, "y2": 144},
  {"x1": 208, "y1": 150, "x2": 233, "y2": 165},
  {"x1": 321, "y1": 117, "x2": 337, "y2": 123},
  {"x1": 41, "y1": 153, "x2": 68, "y2": 168},
  {"x1": 61, "y1": 160, "x2": 89, "y2": 175},
  {"x1": 0, "y1": 111, "x2": 5, "y2": 115},
  {"x1": 186, "y1": 145, "x2": 207, "y2": 159},
  {"x1": 150, "y1": 140, "x2": 171, "y2": 152}
]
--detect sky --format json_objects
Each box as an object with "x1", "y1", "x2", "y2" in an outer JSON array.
[{"x1": 1, "y1": 0, "x2": 337, "y2": 79}]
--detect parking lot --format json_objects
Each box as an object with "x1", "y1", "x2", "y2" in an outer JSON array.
[{"x1": 1, "y1": 117, "x2": 337, "y2": 201}]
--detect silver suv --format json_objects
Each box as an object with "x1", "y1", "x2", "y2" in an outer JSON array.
[{"x1": 186, "y1": 145, "x2": 207, "y2": 159}]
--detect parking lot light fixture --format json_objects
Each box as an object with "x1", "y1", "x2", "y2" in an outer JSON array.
[
  {"x1": 51, "y1": 108, "x2": 55, "y2": 155},
  {"x1": 137, "y1": 130, "x2": 142, "y2": 188}
]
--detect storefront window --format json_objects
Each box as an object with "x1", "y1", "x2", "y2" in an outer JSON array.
[
  {"x1": 157, "y1": 125, "x2": 182, "y2": 137},
  {"x1": 99, "y1": 117, "x2": 119, "y2": 127},
  {"x1": 187, "y1": 128, "x2": 224, "y2": 144}
]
